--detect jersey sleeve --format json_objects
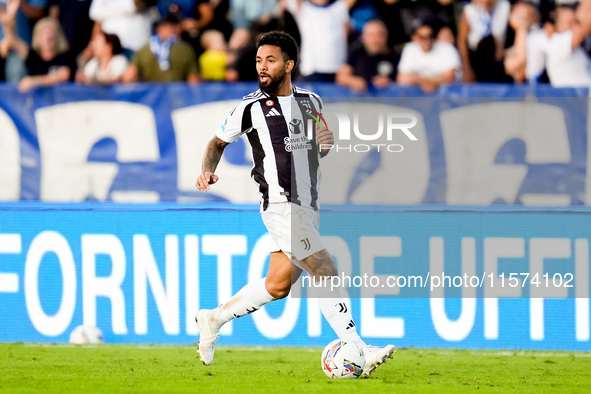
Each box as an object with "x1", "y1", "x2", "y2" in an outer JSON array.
[
  {"x1": 310, "y1": 92, "x2": 324, "y2": 115},
  {"x1": 215, "y1": 101, "x2": 251, "y2": 143}
]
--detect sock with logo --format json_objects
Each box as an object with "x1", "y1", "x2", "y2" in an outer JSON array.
[
  {"x1": 315, "y1": 282, "x2": 367, "y2": 349},
  {"x1": 210, "y1": 277, "x2": 275, "y2": 330}
]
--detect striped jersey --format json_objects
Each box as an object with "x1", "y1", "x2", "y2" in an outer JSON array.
[{"x1": 216, "y1": 86, "x2": 324, "y2": 210}]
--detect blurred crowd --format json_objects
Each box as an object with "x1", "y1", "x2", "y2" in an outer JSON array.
[{"x1": 0, "y1": 0, "x2": 590, "y2": 93}]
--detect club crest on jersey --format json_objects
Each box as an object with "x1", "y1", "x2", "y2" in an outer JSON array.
[
  {"x1": 265, "y1": 100, "x2": 274, "y2": 106},
  {"x1": 289, "y1": 118, "x2": 303, "y2": 135}
]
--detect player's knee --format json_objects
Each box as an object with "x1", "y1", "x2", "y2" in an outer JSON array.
[
  {"x1": 268, "y1": 285, "x2": 290, "y2": 299},
  {"x1": 265, "y1": 281, "x2": 291, "y2": 299}
]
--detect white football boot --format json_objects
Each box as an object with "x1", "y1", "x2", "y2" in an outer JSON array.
[
  {"x1": 195, "y1": 309, "x2": 220, "y2": 365},
  {"x1": 361, "y1": 344, "x2": 396, "y2": 376}
]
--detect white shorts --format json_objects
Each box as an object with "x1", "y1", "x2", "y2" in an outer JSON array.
[{"x1": 261, "y1": 202, "x2": 324, "y2": 261}]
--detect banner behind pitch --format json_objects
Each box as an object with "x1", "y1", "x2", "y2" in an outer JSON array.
[
  {"x1": 0, "y1": 83, "x2": 590, "y2": 206},
  {"x1": 0, "y1": 203, "x2": 589, "y2": 350}
]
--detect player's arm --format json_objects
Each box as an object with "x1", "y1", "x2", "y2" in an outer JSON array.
[{"x1": 195, "y1": 135, "x2": 229, "y2": 191}]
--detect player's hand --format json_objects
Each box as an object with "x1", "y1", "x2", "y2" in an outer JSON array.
[
  {"x1": 316, "y1": 123, "x2": 334, "y2": 155},
  {"x1": 195, "y1": 171, "x2": 219, "y2": 191}
]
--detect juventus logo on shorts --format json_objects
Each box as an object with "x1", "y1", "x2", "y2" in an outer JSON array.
[{"x1": 301, "y1": 238, "x2": 311, "y2": 251}]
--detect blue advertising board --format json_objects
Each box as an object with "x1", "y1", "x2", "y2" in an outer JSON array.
[{"x1": 0, "y1": 202, "x2": 589, "y2": 350}]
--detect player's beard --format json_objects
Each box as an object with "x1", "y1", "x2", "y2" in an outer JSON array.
[{"x1": 259, "y1": 69, "x2": 286, "y2": 94}]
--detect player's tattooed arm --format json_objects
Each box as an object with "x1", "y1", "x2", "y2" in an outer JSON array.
[
  {"x1": 196, "y1": 136, "x2": 229, "y2": 191},
  {"x1": 203, "y1": 136, "x2": 229, "y2": 173}
]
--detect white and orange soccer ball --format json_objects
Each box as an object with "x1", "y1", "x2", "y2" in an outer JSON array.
[{"x1": 321, "y1": 339, "x2": 365, "y2": 379}]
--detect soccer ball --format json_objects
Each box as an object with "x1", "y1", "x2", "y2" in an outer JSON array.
[
  {"x1": 321, "y1": 339, "x2": 365, "y2": 379},
  {"x1": 69, "y1": 325, "x2": 104, "y2": 344}
]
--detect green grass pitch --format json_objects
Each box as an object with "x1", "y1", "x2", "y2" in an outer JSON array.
[{"x1": 1, "y1": 343, "x2": 590, "y2": 393}]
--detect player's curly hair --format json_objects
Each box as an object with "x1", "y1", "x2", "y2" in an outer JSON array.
[{"x1": 256, "y1": 31, "x2": 299, "y2": 66}]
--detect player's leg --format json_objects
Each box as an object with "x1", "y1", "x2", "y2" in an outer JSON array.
[
  {"x1": 265, "y1": 251, "x2": 303, "y2": 298},
  {"x1": 299, "y1": 249, "x2": 396, "y2": 376},
  {"x1": 196, "y1": 251, "x2": 299, "y2": 365},
  {"x1": 299, "y1": 250, "x2": 364, "y2": 346}
]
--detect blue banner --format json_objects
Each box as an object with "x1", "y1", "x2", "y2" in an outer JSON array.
[
  {"x1": 0, "y1": 202, "x2": 589, "y2": 350},
  {"x1": 0, "y1": 83, "x2": 589, "y2": 206}
]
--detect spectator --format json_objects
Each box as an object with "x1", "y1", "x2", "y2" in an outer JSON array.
[
  {"x1": 279, "y1": 0, "x2": 301, "y2": 47},
  {"x1": 199, "y1": 29, "x2": 227, "y2": 80},
  {"x1": 375, "y1": 0, "x2": 456, "y2": 48},
  {"x1": 225, "y1": 17, "x2": 283, "y2": 82},
  {"x1": 514, "y1": 2, "x2": 591, "y2": 87},
  {"x1": 225, "y1": 0, "x2": 277, "y2": 69},
  {"x1": 336, "y1": 19, "x2": 398, "y2": 92},
  {"x1": 458, "y1": 0, "x2": 512, "y2": 82},
  {"x1": 542, "y1": 4, "x2": 591, "y2": 87},
  {"x1": 1, "y1": 7, "x2": 75, "y2": 92},
  {"x1": 123, "y1": 12, "x2": 200, "y2": 83},
  {"x1": 503, "y1": 0, "x2": 544, "y2": 83},
  {"x1": 348, "y1": 0, "x2": 379, "y2": 41},
  {"x1": 48, "y1": 0, "x2": 93, "y2": 58},
  {"x1": 157, "y1": 0, "x2": 214, "y2": 60},
  {"x1": 285, "y1": 0, "x2": 350, "y2": 82},
  {"x1": 76, "y1": 30, "x2": 128, "y2": 84},
  {"x1": 89, "y1": 0, "x2": 156, "y2": 59},
  {"x1": 396, "y1": 20, "x2": 461, "y2": 92},
  {"x1": 208, "y1": 0, "x2": 233, "y2": 41},
  {"x1": 157, "y1": 0, "x2": 213, "y2": 34},
  {"x1": 230, "y1": 0, "x2": 277, "y2": 30},
  {"x1": 0, "y1": 0, "x2": 48, "y2": 82}
]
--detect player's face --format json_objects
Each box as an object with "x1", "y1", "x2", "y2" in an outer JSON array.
[{"x1": 256, "y1": 45, "x2": 291, "y2": 93}]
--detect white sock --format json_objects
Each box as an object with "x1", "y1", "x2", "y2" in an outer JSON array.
[
  {"x1": 211, "y1": 278, "x2": 275, "y2": 330},
  {"x1": 315, "y1": 281, "x2": 367, "y2": 349}
]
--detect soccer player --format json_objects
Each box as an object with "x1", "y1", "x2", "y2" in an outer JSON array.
[{"x1": 194, "y1": 31, "x2": 396, "y2": 376}]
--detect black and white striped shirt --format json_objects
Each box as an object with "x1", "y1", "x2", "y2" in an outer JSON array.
[{"x1": 216, "y1": 86, "x2": 323, "y2": 210}]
